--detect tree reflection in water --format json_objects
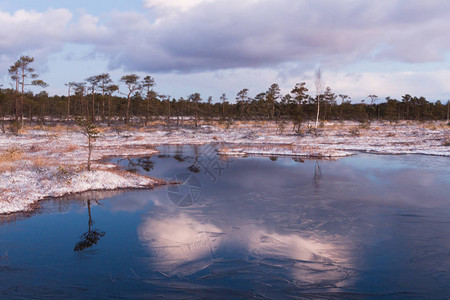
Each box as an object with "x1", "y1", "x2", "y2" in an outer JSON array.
[
  {"x1": 187, "y1": 145, "x2": 200, "y2": 173},
  {"x1": 314, "y1": 159, "x2": 322, "y2": 182},
  {"x1": 173, "y1": 145, "x2": 185, "y2": 162},
  {"x1": 137, "y1": 157, "x2": 154, "y2": 172},
  {"x1": 74, "y1": 199, "x2": 105, "y2": 252}
]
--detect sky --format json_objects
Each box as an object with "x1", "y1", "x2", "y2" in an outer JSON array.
[{"x1": 1, "y1": 0, "x2": 450, "y2": 103}]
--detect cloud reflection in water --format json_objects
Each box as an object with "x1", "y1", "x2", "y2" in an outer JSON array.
[{"x1": 138, "y1": 210, "x2": 351, "y2": 288}]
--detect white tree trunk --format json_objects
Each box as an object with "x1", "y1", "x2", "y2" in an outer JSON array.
[{"x1": 315, "y1": 95, "x2": 320, "y2": 128}]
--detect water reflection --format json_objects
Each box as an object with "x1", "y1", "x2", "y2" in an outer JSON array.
[
  {"x1": 131, "y1": 147, "x2": 449, "y2": 296},
  {"x1": 173, "y1": 145, "x2": 186, "y2": 162},
  {"x1": 187, "y1": 146, "x2": 201, "y2": 173},
  {"x1": 74, "y1": 199, "x2": 105, "y2": 252},
  {"x1": 138, "y1": 210, "x2": 346, "y2": 284},
  {"x1": 115, "y1": 156, "x2": 155, "y2": 173},
  {"x1": 1, "y1": 146, "x2": 449, "y2": 298},
  {"x1": 313, "y1": 159, "x2": 322, "y2": 181}
]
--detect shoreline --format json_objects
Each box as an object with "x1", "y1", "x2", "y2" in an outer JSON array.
[{"x1": 1, "y1": 120, "x2": 448, "y2": 215}]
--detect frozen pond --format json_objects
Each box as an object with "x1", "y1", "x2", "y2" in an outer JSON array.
[{"x1": 1, "y1": 145, "x2": 449, "y2": 298}]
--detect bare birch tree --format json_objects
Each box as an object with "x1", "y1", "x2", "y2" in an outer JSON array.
[{"x1": 314, "y1": 68, "x2": 324, "y2": 128}]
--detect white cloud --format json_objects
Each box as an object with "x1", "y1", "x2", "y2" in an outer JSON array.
[
  {"x1": 0, "y1": 8, "x2": 72, "y2": 58},
  {"x1": 0, "y1": 8, "x2": 110, "y2": 73},
  {"x1": 68, "y1": 14, "x2": 109, "y2": 42},
  {"x1": 143, "y1": 0, "x2": 216, "y2": 13},
  {"x1": 85, "y1": 0, "x2": 450, "y2": 75}
]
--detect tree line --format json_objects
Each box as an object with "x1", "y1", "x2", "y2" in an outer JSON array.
[{"x1": 1, "y1": 57, "x2": 449, "y2": 130}]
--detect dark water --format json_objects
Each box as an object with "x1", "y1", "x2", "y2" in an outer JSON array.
[{"x1": 1, "y1": 145, "x2": 449, "y2": 299}]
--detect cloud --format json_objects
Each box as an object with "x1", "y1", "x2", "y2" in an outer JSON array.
[
  {"x1": 68, "y1": 14, "x2": 110, "y2": 43},
  {"x1": 0, "y1": 8, "x2": 72, "y2": 68},
  {"x1": 84, "y1": 0, "x2": 450, "y2": 74},
  {"x1": 143, "y1": 0, "x2": 216, "y2": 13},
  {"x1": 0, "y1": 7, "x2": 113, "y2": 75},
  {"x1": 3, "y1": 1, "x2": 450, "y2": 74}
]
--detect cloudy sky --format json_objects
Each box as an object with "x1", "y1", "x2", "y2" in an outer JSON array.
[{"x1": 1, "y1": 0, "x2": 449, "y2": 102}]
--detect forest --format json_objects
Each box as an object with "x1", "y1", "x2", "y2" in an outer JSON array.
[{"x1": 1, "y1": 56, "x2": 449, "y2": 130}]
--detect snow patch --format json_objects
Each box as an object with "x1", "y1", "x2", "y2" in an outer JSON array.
[{"x1": 0, "y1": 167, "x2": 157, "y2": 214}]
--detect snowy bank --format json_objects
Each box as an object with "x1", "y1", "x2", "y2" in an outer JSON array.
[
  {"x1": 0, "y1": 167, "x2": 159, "y2": 214},
  {"x1": 218, "y1": 145, "x2": 354, "y2": 158},
  {"x1": 0, "y1": 120, "x2": 448, "y2": 214}
]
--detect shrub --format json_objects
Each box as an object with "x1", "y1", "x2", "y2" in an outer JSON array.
[
  {"x1": 55, "y1": 166, "x2": 74, "y2": 184},
  {"x1": 276, "y1": 120, "x2": 287, "y2": 135},
  {"x1": 9, "y1": 120, "x2": 22, "y2": 135},
  {"x1": 359, "y1": 120, "x2": 371, "y2": 129},
  {"x1": 349, "y1": 127, "x2": 360, "y2": 136},
  {"x1": 306, "y1": 124, "x2": 318, "y2": 136}
]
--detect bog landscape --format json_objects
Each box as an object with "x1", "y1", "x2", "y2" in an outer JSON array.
[{"x1": 1, "y1": 1, "x2": 450, "y2": 298}]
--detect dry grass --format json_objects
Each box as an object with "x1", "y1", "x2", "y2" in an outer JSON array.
[
  {"x1": 29, "y1": 145, "x2": 42, "y2": 152},
  {"x1": 49, "y1": 124, "x2": 68, "y2": 132},
  {"x1": 0, "y1": 162, "x2": 18, "y2": 172},
  {"x1": 45, "y1": 133, "x2": 60, "y2": 140},
  {"x1": 145, "y1": 120, "x2": 166, "y2": 127},
  {"x1": 233, "y1": 121, "x2": 246, "y2": 126},
  {"x1": 0, "y1": 148, "x2": 23, "y2": 163},
  {"x1": 96, "y1": 127, "x2": 108, "y2": 134},
  {"x1": 23, "y1": 124, "x2": 67, "y2": 133},
  {"x1": 133, "y1": 136, "x2": 145, "y2": 141},
  {"x1": 420, "y1": 122, "x2": 445, "y2": 130},
  {"x1": 30, "y1": 157, "x2": 50, "y2": 168},
  {"x1": 0, "y1": 148, "x2": 24, "y2": 172},
  {"x1": 136, "y1": 126, "x2": 163, "y2": 132},
  {"x1": 24, "y1": 124, "x2": 44, "y2": 131},
  {"x1": 326, "y1": 123, "x2": 349, "y2": 130},
  {"x1": 215, "y1": 122, "x2": 231, "y2": 130},
  {"x1": 244, "y1": 120, "x2": 264, "y2": 126},
  {"x1": 65, "y1": 144, "x2": 79, "y2": 152},
  {"x1": 112, "y1": 124, "x2": 135, "y2": 133},
  {"x1": 214, "y1": 119, "x2": 236, "y2": 128},
  {"x1": 0, "y1": 147, "x2": 58, "y2": 172}
]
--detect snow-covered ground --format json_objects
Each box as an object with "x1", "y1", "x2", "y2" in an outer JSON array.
[
  {"x1": 1, "y1": 120, "x2": 448, "y2": 214},
  {"x1": 218, "y1": 145, "x2": 354, "y2": 158}
]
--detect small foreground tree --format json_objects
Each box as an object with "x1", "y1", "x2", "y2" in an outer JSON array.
[{"x1": 75, "y1": 116, "x2": 99, "y2": 171}]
